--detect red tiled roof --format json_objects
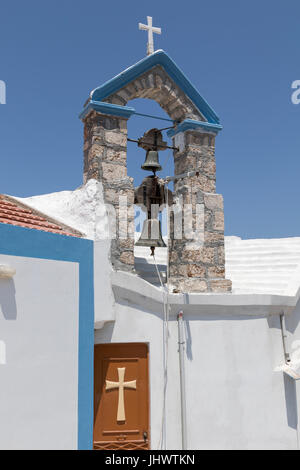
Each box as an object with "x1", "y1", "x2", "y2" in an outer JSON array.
[{"x1": 0, "y1": 195, "x2": 80, "y2": 237}]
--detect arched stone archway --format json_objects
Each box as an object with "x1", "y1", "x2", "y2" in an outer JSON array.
[{"x1": 104, "y1": 65, "x2": 204, "y2": 123}]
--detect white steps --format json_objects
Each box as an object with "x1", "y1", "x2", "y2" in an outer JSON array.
[{"x1": 134, "y1": 236, "x2": 300, "y2": 295}]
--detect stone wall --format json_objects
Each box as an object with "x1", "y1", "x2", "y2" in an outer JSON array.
[
  {"x1": 169, "y1": 129, "x2": 232, "y2": 293},
  {"x1": 83, "y1": 111, "x2": 134, "y2": 272}
]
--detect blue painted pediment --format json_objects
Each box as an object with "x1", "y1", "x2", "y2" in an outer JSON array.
[{"x1": 90, "y1": 50, "x2": 220, "y2": 125}]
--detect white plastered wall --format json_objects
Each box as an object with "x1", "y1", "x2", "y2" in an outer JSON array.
[
  {"x1": 183, "y1": 313, "x2": 297, "y2": 450},
  {"x1": 94, "y1": 240, "x2": 115, "y2": 327},
  {"x1": 94, "y1": 293, "x2": 300, "y2": 450}
]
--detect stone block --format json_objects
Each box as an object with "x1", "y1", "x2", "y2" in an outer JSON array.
[
  {"x1": 213, "y1": 211, "x2": 224, "y2": 231},
  {"x1": 170, "y1": 277, "x2": 208, "y2": 293},
  {"x1": 187, "y1": 264, "x2": 206, "y2": 277},
  {"x1": 104, "y1": 187, "x2": 134, "y2": 205},
  {"x1": 210, "y1": 279, "x2": 232, "y2": 293},
  {"x1": 119, "y1": 238, "x2": 134, "y2": 250},
  {"x1": 181, "y1": 247, "x2": 215, "y2": 264},
  {"x1": 102, "y1": 163, "x2": 127, "y2": 180},
  {"x1": 88, "y1": 144, "x2": 105, "y2": 160},
  {"x1": 119, "y1": 251, "x2": 134, "y2": 265},
  {"x1": 87, "y1": 169, "x2": 101, "y2": 181},
  {"x1": 105, "y1": 148, "x2": 127, "y2": 164},
  {"x1": 204, "y1": 194, "x2": 223, "y2": 211},
  {"x1": 202, "y1": 160, "x2": 216, "y2": 177},
  {"x1": 105, "y1": 131, "x2": 127, "y2": 147},
  {"x1": 119, "y1": 119, "x2": 128, "y2": 134},
  {"x1": 204, "y1": 232, "x2": 224, "y2": 245},
  {"x1": 207, "y1": 265, "x2": 225, "y2": 279},
  {"x1": 217, "y1": 246, "x2": 225, "y2": 265},
  {"x1": 168, "y1": 250, "x2": 178, "y2": 263},
  {"x1": 174, "y1": 154, "x2": 197, "y2": 175},
  {"x1": 198, "y1": 175, "x2": 216, "y2": 193}
]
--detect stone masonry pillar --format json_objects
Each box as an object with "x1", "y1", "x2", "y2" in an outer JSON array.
[
  {"x1": 82, "y1": 110, "x2": 135, "y2": 272},
  {"x1": 168, "y1": 129, "x2": 232, "y2": 293}
]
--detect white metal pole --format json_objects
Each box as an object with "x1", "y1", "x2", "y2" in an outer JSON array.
[
  {"x1": 280, "y1": 312, "x2": 291, "y2": 363},
  {"x1": 177, "y1": 311, "x2": 187, "y2": 450}
]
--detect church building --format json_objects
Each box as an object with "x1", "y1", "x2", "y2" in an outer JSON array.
[{"x1": 0, "y1": 18, "x2": 300, "y2": 450}]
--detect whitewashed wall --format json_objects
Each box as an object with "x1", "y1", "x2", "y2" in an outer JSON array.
[
  {"x1": 95, "y1": 291, "x2": 300, "y2": 450},
  {"x1": 94, "y1": 240, "x2": 115, "y2": 327},
  {"x1": 183, "y1": 313, "x2": 296, "y2": 450},
  {"x1": 0, "y1": 254, "x2": 79, "y2": 450}
]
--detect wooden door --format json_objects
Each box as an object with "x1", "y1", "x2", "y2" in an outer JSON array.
[{"x1": 94, "y1": 343, "x2": 150, "y2": 450}]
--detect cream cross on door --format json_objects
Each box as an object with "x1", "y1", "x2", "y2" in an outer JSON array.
[{"x1": 106, "y1": 367, "x2": 137, "y2": 421}]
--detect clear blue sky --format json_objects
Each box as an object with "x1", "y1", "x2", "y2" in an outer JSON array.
[{"x1": 0, "y1": 0, "x2": 299, "y2": 239}]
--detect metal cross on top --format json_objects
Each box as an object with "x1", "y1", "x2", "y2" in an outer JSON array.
[
  {"x1": 106, "y1": 367, "x2": 137, "y2": 422},
  {"x1": 139, "y1": 16, "x2": 161, "y2": 56}
]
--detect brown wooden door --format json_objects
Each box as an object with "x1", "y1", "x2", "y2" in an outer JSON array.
[{"x1": 94, "y1": 343, "x2": 150, "y2": 450}]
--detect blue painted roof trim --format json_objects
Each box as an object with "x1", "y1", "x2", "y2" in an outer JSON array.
[
  {"x1": 167, "y1": 119, "x2": 223, "y2": 137},
  {"x1": 89, "y1": 50, "x2": 220, "y2": 125},
  {"x1": 79, "y1": 100, "x2": 135, "y2": 120}
]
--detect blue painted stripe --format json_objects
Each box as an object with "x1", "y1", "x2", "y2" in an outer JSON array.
[
  {"x1": 0, "y1": 223, "x2": 94, "y2": 450},
  {"x1": 77, "y1": 243, "x2": 94, "y2": 450},
  {"x1": 167, "y1": 119, "x2": 223, "y2": 137},
  {"x1": 89, "y1": 50, "x2": 221, "y2": 125}
]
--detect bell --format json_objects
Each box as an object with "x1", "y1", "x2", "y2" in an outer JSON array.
[
  {"x1": 141, "y1": 150, "x2": 162, "y2": 173},
  {"x1": 135, "y1": 219, "x2": 166, "y2": 249}
]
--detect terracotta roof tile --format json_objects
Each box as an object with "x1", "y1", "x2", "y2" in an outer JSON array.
[{"x1": 0, "y1": 195, "x2": 80, "y2": 237}]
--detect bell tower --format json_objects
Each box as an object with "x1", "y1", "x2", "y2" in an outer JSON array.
[{"x1": 80, "y1": 48, "x2": 231, "y2": 293}]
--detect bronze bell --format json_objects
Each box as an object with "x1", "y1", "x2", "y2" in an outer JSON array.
[
  {"x1": 134, "y1": 172, "x2": 169, "y2": 255},
  {"x1": 141, "y1": 150, "x2": 162, "y2": 173},
  {"x1": 135, "y1": 219, "x2": 166, "y2": 251}
]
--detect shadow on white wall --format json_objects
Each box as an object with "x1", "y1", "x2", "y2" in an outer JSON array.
[{"x1": 0, "y1": 279, "x2": 17, "y2": 320}]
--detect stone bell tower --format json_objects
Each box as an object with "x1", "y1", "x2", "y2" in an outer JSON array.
[{"x1": 79, "y1": 49, "x2": 231, "y2": 293}]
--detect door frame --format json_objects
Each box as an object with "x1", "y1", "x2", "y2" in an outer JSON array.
[{"x1": 93, "y1": 342, "x2": 151, "y2": 450}]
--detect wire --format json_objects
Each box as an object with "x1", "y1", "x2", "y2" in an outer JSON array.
[
  {"x1": 165, "y1": 181, "x2": 170, "y2": 288},
  {"x1": 153, "y1": 254, "x2": 165, "y2": 288},
  {"x1": 133, "y1": 111, "x2": 174, "y2": 123},
  {"x1": 153, "y1": 253, "x2": 169, "y2": 450},
  {"x1": 153, "y1": 179, "x2": 171, "y2": 450}
]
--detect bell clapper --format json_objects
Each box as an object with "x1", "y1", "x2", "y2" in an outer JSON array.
[{"x1": 150, "y1": 247, "x2": 155, "y2": 257}]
